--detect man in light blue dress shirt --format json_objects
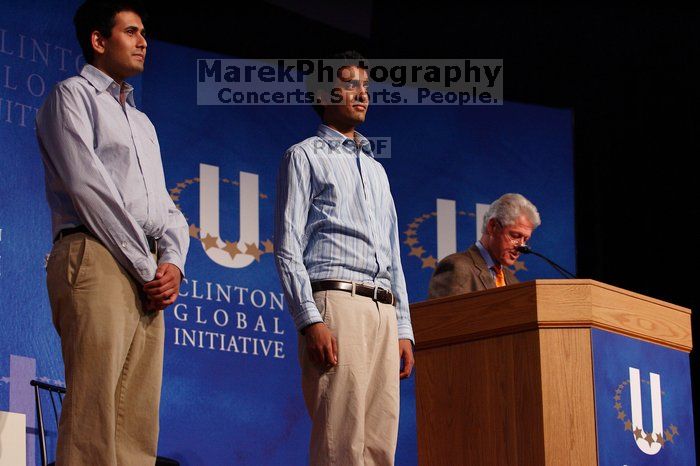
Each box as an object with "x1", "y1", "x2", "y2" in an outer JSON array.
[
  {"x1": 274, "y1": 51, "x2": 414, "y2": 465},
  {"x1": 35, "y1": 2, "x2": 188, "y2": 464}
]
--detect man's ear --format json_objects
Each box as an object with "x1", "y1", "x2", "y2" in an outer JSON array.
[
  {"x1": 91, "y1": 30, "x2": 106, "y2": 57},
  {"x1": 320, "y1": 87, "x2": 344, "y2": 106},
  {"x1": 316, "y1": 88, "x2": 330, "y2": 106},
  {"x1": 317, "y1": 88, "x2": 339, "y2": 119},
  {"x1": 486, "y1": 218, "x2": 499, "y2": 236}
]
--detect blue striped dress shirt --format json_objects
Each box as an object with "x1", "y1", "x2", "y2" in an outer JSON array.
[
  {"x1": 36, "y1": 64, "x2": 189, "y2": 284},
  {"x1": 274, "y1": 124, "x2": 414, "y2": 343}
]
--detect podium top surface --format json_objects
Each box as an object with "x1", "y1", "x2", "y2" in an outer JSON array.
[{"x1": 410, "y1": 279, "x2": 692, "y2": 352}]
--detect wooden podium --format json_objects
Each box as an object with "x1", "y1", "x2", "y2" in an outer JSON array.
[{"x1": 411, "y1": 279, "x2": 693, "y2": 466}]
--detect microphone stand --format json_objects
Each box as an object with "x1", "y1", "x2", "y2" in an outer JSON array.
[{"x1": 517, "y1": 246, "x2": 576, "y2": 279}]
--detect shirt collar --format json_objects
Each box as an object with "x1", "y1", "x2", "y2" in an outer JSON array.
[
  {"x1": 475, "y1": 240, "x2": 498, "y2": 270},
  {"x1": 80, "y1": 64, "x2": 136, "y2": 107},
  {"x1": 316, "y1": 124, "x2": 374, "y2": 157}
]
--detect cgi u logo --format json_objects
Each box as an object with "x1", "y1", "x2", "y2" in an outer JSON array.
[
  {"x1": 199, "y1": 163, "x2": 259, "y2": 269},
  {"x1": 435, "y1": 199, "x2": 488, "y2": 260},
  {"x1": 629, "y1": 367, "x2": 663, "y2": 455}
]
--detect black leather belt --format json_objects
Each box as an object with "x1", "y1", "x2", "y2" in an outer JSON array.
[
  {"x1": 54, "y1": 225, "x2": 157, "y2": 254},
  {"x1": 311, "y1": 280, "x2": 395, "y2": 305}
]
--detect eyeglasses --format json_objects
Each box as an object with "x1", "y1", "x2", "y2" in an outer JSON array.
[{"x1": 496, "y1": 221, "x2": 529, "y2": 247}]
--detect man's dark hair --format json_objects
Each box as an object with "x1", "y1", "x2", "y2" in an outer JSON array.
[
  {"x1": 74, "y1": 0, "x2": 148, "y2": 64},
  {"x1": 309, "y1": 50, "x2": 368, "y2": 119}
]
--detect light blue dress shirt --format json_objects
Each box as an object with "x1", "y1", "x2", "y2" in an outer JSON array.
[
  {"x1": 274, "y1": 124, "x2": 414, "y2": 342},
  {"x1": 36, "y1": 64, "x2": 189, "y2": 284}
]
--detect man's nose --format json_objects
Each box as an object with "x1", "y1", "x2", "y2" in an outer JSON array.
[{"x1": 356, "y1": 88, "x2": 368, "y2": 102}]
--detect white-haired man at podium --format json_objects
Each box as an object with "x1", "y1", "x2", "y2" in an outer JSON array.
[{"x1": 428, "y1": 193, "x2": 540, "y2": 298}]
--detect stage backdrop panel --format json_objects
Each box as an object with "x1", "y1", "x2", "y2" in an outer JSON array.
[{"x1": 1, "y1": 1, "x2": 574, "y2": 462}]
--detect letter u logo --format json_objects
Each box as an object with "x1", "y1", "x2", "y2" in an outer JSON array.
[
  {"x1": 629, "y1": 367, "x2": 663, "y2": 455},
  {"x1": 435, "y1": 199, "x2": 489, "y2": 260},
  {"x1": 199, "y1": 163, "x2": 259, "y2": 268}
]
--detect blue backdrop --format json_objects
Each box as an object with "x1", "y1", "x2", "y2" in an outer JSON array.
[{"x1": 1, "y1": 2, "x2": 574, "y2": 464}]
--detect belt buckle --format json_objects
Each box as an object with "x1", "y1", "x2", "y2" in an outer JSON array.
[{"x1": 372, "y1": 285, "x2": 379, "y2": 302}]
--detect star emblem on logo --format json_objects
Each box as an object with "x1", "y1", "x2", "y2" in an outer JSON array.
[
  {"x1": 613, "y1": 379, "x2": 678, "y2": 449},
  {"x1": 169, "y1": 176, "x2": 274, "y2": 263}
]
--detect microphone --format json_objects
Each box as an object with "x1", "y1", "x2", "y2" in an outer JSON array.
[
  {"x1": 516, "y1": 245, "x2": 576, "y2": 279},
  {"x1": 516, "y1": 245, "x2": 533, "y2": 254}
]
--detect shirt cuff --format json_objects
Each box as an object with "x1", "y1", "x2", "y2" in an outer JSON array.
[
  {"x1": 293, "y1": 302, "x2": 323, "y2": 333},
  {"x1": 397, "y1": 320, "x2": 415, "y2": 345},
  {"x1": 135, "y1": 256, "x2": 158, "y2": 284}
]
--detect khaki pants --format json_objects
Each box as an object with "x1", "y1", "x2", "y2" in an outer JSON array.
[
  {"x1": 46, "y1": 233, "x2": 163, "y2": 466},
  {"x1": 299, "y1": 290, "x2": 400, "y2": 466}
]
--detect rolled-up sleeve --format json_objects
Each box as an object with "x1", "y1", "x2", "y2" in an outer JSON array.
[
  {"x1": 273, "y1": 147, "x2": 322, "y2": 332},
  {"x1": 36, "y1": 83, "x2": 157, "y2": 283}
]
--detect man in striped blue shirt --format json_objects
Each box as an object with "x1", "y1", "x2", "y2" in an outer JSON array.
[{"x1": 274, "y1": 51, "x2": 414, "y2": 466}]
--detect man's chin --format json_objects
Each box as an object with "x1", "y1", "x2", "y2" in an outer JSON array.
[
  {"x1": 502, "y1": 256, "x2": 518, "y2": 267},
  {"x1": 125, "y1": 64, "x2": 145, "y2": 77},
  {"x1": 352, "y1": 113, "x2": 366, "y2": 124}
]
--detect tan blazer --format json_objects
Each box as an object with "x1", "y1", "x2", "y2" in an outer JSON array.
[{"x1": 428, "y1": 244, "x2": 518, "y2": 299}]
